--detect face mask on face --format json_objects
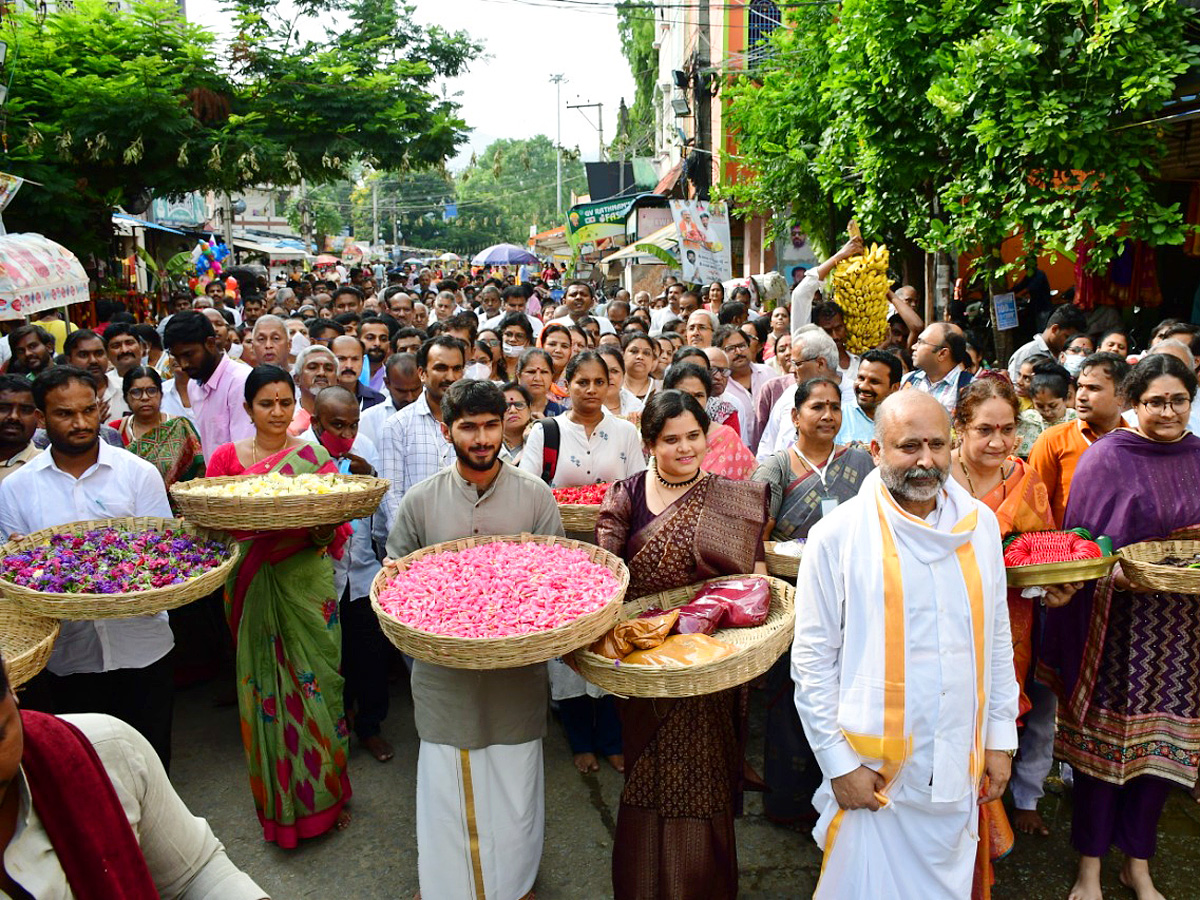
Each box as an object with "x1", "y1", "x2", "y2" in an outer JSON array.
[
  {"x1": 318, "y1": 429, "x2": 356, "y2": 458},
  {"x1": 290, "y1": 332, "x2": 311, "y2": 357},
  {"x1": 1063, "y1": 354, "x2": 1085, "y2": 376},
  {"x1": 502, "y1": 342, "x2": 524, "y2": 358},
  {"x1": 464, "y1": 362, "x2": 492, "y2": 381},
  {"x1": 228, "y1": 343, "x2": 243, "y2": 360}
]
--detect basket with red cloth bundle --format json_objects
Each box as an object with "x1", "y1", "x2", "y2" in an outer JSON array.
[{"x1": 1003, "y1": 528, "x2": 1117, "y2": 587}]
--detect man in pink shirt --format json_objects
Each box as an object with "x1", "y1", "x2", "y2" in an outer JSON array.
[{"x1": 163, "y1": 311, "x2": 255, "y2": 456}]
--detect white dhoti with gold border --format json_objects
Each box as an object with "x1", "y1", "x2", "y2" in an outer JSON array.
[
  {"x1": 813, "y1": 781, "x2": 976, "y2": 899},
  {"x1": 416, "y1": 739, "x2": 544, "y2": 900}
]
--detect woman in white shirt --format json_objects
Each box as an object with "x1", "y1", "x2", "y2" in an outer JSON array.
[
  {"x1": 518, "y1": 351, "x2": 646, "y2": 490},
  {"x1": 517, "y1": 351, "x2": 646, "y2": 775}
]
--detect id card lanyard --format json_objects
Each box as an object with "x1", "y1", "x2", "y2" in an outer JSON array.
[{"x1": 793, "y1": 445, "x2": 839, "y2": 517}]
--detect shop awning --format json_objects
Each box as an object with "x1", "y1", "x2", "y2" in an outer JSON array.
[
  {"x1": 232, "y1": 238, "x2": 310, "y2": 259},
  {"x1": 112, "y1": 213, "x2": 186, "y2": 235},
  {"x1": 601, "y1": 222, "x2": 679, "y2": 268}
]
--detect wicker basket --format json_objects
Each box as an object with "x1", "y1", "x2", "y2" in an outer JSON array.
[
  {"x1": 1118, "y1": 540, "x2": 1200, "y2": 594},
  {"x1": 370, "y1": 533, "x2": 629, "y2": 669},
  {"x1": 573, "y1": 575, "x2": 796, "y2": 698},
  {"x1": 557, "y1": 502, "x2": 602, "y2": 534},
  {"x1": 764, "y1": 541, "x2": 802, "y2": 580},
  {"x1": 0, "y1": 517, "x2": 240, "y2": 620},
  {"x1": 1005, "y1": 555, "x2": 1117, "y2": 588},
  {"x1": 0, "y1": 601, "x2": 59, "y2": 686},
  {"x1": 171, "y1": 474, "x2": 388, "y2": 530}
]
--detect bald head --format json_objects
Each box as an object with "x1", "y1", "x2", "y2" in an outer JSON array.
[
  {"x1": 873, "y1": 389, "x2": 951, "y2": 443},
  {"x1": 314, "y1": 384, "x2": 358, "y2": 416},
  {"x1": 871, "y1": 390, "x2": 952, "y2": 512}
]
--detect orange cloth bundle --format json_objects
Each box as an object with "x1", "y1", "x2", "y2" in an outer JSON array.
[
  {"x1": 590, "y1": 611, "x2": 680, "y2": 660},
  {"x1": 621, "y1": 632, "x2": 738, "y2": 667}
]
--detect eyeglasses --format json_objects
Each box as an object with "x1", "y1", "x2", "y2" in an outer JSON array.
[
  {"x1": 711, "y1": 367, "x2": 731, "y2": 377},
  {"x1": 1140, "y1": 396, "x2": 1191, "y2": 414},
  {"x1": 505, "y1": 400, "x2": 529, "y2": 410},
  {"x1": 128, "y1": 387, "x2": 161, "y2": 399},
  {"x1": 792, "y1": 355, "x2": 821, "y2": 367},
  {"x1": 914, "y1": 337, "x2": 946, "y2": 351}
]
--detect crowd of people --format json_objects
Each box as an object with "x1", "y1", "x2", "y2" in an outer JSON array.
[{"x1": 0, "y1": 249, "x2": 1197, "y2": 900}]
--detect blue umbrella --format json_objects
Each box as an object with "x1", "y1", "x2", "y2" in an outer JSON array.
[{"x1": 471, "y1": 243, "x2": 540, "y2": 266}]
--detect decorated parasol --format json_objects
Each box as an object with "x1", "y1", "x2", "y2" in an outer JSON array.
[{"x1": 0, "y1": 233, "x2": 89, "y2": 320}]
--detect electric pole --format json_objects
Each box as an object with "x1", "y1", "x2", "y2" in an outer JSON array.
[
  {"x1": 550, "y1": 74, "x2": 566, "y2": 217},
  {"x1": 568, "y1": 101, "x2": 605, "y2": 162}
]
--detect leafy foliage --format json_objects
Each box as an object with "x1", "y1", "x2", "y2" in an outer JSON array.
[
  {"x1": 614, "y1": 1, "x2": 658, "y2": 156},
  {"x1": 0, "y1": 0, "x2": 479, "y2": 253},
  {"x1": 723, "y1": 0, "x2": 1200, "y2": 280}
]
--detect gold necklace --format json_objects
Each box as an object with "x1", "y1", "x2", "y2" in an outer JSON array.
[{"x1": 960, "y1": 456, "x2": 1010, "y2": 498}]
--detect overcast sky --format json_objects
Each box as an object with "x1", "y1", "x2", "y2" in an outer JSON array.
[{"x1": 187, "y1": 0, "x2": 638, "y2": 169}]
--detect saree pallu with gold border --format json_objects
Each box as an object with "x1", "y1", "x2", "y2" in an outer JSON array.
[{"x1": 207, "y1": 442, "x2": 352, "y2": 848}]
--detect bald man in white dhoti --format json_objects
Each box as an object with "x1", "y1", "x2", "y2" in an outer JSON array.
[{"x1": 792, "y1": 391, "x2": 1020, "y2": 898}]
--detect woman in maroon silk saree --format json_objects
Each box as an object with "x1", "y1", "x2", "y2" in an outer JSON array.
[{"x1": 596, "y1": 469, "x2": 769, "y2": 899}]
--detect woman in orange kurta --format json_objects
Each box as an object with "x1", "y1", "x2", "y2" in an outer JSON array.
[{"x1": 951, "y1": 377, "x2": 1071, "y2": 900}]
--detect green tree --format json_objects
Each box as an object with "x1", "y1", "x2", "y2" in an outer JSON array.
[
  {"x1": 285, "y1": 183, "x2": 348, "y2": 246},
  {"x1": 721, "y1": 4, "x2": 840, "y2": 255},
  {"x1": 723, "y1": 0, "x2": 1200, "y2": 283},
  {"x1": 614, "y1": 1, "x2": 657, "y2": 156},
  {"x1": 0, "y1": 0, "x2": 479, "y2": 253},
  {"x1": 456, "y1": 136, "x2": 585, "y2": 239}
]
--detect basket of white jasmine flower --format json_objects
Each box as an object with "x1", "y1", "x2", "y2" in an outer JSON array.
[{"x1": 171, "y1": 472, "x2": 389, "y2": 530}]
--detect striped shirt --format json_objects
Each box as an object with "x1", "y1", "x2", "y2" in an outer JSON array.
[
  {"x1": 378, "y1": 390, "x2": 455, "y2": 530},
  {"x1": 902, "y1": 364, "x2": 970, "y2": 417}
]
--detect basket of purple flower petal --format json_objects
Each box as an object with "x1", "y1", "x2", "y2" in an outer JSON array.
[{"x1": 0, "y1": 517, "x2": 239, "y2": 619}]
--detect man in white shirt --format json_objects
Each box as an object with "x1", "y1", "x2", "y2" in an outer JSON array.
[
  {"x1": 792, "y1": 391, "x2": 1019, "y2": 898},
  {"x1": 0, "y1": 366, "x2": 176, "y2": 768},
  {"x1": 0, "y1": 695, "x2": 267, "y2": 899},
  {"x1": 757, "y1": 326, "x2": 843, "y2": 461},
  {"x1": 474, "y1": 284, "x2": 503, "y2": 326},
  {"x1": 812, "y1": 301, "x2": 860, "y2": 400},
  {"x1": 65, "y1": 329, "x2": 129, "y2": 419},
  {"x1": 378, "y1": 336, "x2": 464, "y2": 530},
  {"x1": 481, "y1": 286, "x2": 545, "y2": 342},
  {"x1": 790, "y1": 233, "x2": 863, "y2": 334},
  {"x1": 544, "y1": 281, "x2": 616, "y2": 336},
  {"x1": 359, "y1": 352, "x2": 422, "y2": 448}
]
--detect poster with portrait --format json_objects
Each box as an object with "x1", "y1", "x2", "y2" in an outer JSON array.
[{"x1": 670, "y1": 200, "x2": 731, "y2": 284}]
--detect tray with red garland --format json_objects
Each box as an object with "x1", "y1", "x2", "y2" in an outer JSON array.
[{"x1": 1004, "y1": 529, "x2": 1117, "y2": 588}]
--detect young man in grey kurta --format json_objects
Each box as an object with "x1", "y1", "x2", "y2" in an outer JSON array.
[{"x1": 386, "y1": 378, "x2": 564, "y2": 900}]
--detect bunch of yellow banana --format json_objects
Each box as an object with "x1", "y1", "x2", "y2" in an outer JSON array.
[{"x1": 830, "y1": 242, "x2": 891, "y2": 354}]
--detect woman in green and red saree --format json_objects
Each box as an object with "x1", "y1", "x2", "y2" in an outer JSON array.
[
  {"x1": 205, "y1": 364, "x2": 352, "y2": 848},
  {"x1": 596, "y1": 389, "x2": 769, "y2": 899}
]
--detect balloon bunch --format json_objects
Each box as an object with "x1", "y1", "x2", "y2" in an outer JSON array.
[{"x1": 191, "y1": 238, "x2": 231, "y2": 284}]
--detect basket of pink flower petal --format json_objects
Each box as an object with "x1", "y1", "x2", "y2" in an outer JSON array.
[
  {"x1": 370, "y1": 533, "x2": 629, "y2": 669},
  {"x1": 0, "y1": 517, "x2": 239, "y2": 619}
]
